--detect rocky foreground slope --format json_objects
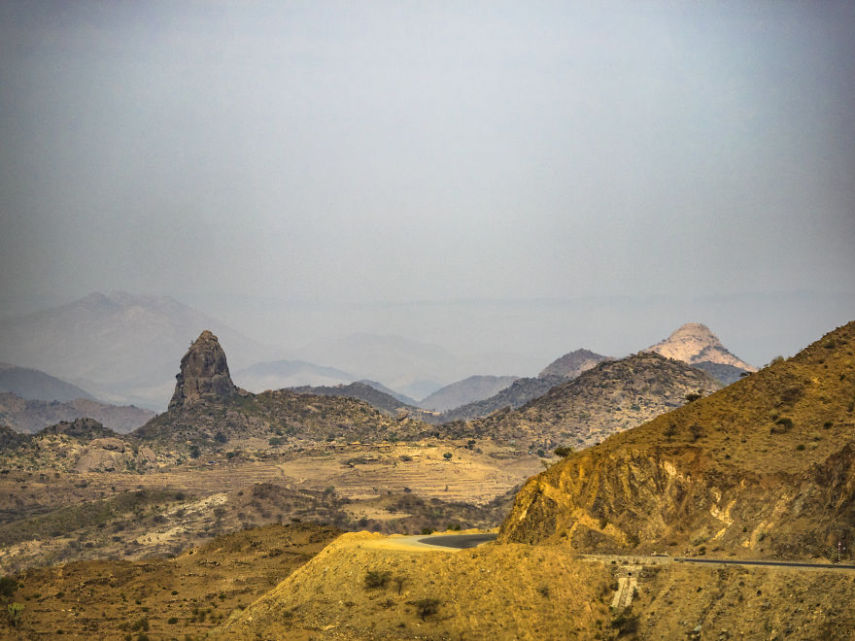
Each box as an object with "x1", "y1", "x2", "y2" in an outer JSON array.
[{"x1": 500, "y1": 321, "x2": 855, "y2": 560}]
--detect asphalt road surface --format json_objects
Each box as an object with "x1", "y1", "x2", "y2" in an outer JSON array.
[
  {"x1": 417, "y1": 533, "x2": 498, "y2": 549},
  {"x1": 676, "y1": 557, "x2": 855, "y2": 570}
]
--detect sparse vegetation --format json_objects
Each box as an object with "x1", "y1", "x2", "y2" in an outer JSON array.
[
  {"x1": 412, "y1": 597, "x2": 440, "y2": 620},
  {"x1": 364, "y1": 570, "x2": 391, "y2": 589}
]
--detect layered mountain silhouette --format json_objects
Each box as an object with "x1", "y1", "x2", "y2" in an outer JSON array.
[
  {"x1": 0, "y1": 362, "x2": 95, "y2": 402},
  {"x1": 437, "y1": 375, "x2": 567, "y2": 423},
  {"x1": 135, "y1": 331, "x2": 428, "y2": 446},
  {"x1": 0, "y1": 292, "x2": 267, "y2": 410},
  {"x1": 646, "y1": 322, "x2": 756, "y2": 384},
  {"x1": 419, "y1": 375, "x2": 520, "y2": 412},
  {"x1": 288, "y1": 382, "x2": 420, "y2": 416},
  {"x1": 538, "y1": 348, "x2": 611, "y2": 379},
  {"x1": 501, "y1": 321, "x2": 855, "y2": 560},
  {"x1": 0, "y1": 392, "x2": 154, "y2": 434},
  {"x1": 233, "y1": 360, "x2": 355, "y2": 393},
  {"x1": 443, "y1": 352, "x2": 721, "y2": 448}
]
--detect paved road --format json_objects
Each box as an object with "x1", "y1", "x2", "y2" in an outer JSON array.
[
  {"x1": 418, "y1": 533, "x2": 498, "y2": 549},
  {"x1": 361, "y1": 532, "x2": 497, "y2": 553},
  {"x1": 676, "y1": 557, "x2": 855, "y2": 570},
  {"x1": 584, "y1": 554, "x2": 855, "y2": 572}
]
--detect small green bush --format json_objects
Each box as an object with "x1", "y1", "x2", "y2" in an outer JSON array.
[
  {"x1": 364, "y1": 570, "x2": 391, "y2": 589},
  {"x1": 0, "y1": 576, "x2": 16, "y2": 598},
  {"x1": 412, "y1": 598, "x2": 440, "y2": 620},
  {"x1": 554, "y1": 446, "x2": 573, "y2": 458}
]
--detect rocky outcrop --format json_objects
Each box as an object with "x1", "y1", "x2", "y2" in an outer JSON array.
[
  {"x1": 168, "y1": 331, "x2": 237, "y2": 410},
  {"x1": 647, "y1": 323, "x2": 756, "y2": 375},
  {"x1": 500, "y1": 321, "x2": 855, "y2": 560},
  {"x1": 538, "y1": 348, "x2": 611, "y2": 379},
  {"x1": 39, "y1": 417, "x2": 118, "y2": 440}
]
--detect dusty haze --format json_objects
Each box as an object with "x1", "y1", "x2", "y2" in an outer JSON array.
[{"x1": 1, "y1": 1, "x2": 854, "y2": 375}]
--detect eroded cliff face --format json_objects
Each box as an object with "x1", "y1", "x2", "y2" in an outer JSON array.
[
  {"x1": 500, "y1": 322, "x2": 855, "y2": 560},
  {"x1": 168, "y1": 330, "x2": 237, "y2": 410}
]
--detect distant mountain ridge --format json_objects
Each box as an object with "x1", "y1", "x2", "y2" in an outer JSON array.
[
  {"x1": 538, "y1": 348, "x2": 611, "y2": 379},
  {"x1": 0, "y1": 292, "x2": 267, "y2": 410},
  {"x1": 0, "y1": 392, "x2": 154, "y2": 434},
  {"x1": 294, "y1": 332, "x2": 464, "y2": 396},
  {"x1": 289, "y1": 382, "x2": 420, "y2": 417},
  {"x1": 0, "y1": 362, "x2": 95, "y2": 402},
  {"x1": 646, "y1": 322, "x2": 756, "y2": 384},
  {"x1": 437, "y1": 375, "x2": 567, "y2": 423},
  {"x1": 448, "y1": 352, "x2": 722, "y2": 448},
  {"x1": 419, "y1": 375, "x2": 520, "y2": 412},
  {"x1": 234, "y1": 360, "x2": 355, "y2": 392}
]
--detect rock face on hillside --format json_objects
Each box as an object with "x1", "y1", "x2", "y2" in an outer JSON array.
[
  {"x1": 500, "y1": 322, "x2": 855, "y2": 560},
  {"x1": 445, "y1": 353, "x2": 720, "y2": 448},
  {"x1": 647, "y1": 323, "x2": 755, "y2": 384},
  {"x1": 538, "y1": 348, "x2": 611, "y2": 379},
  {"x1": 168, "y1": 331, "x2": 238, "y2": 410}
]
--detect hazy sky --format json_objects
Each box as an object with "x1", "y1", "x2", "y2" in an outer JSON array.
[{"x1": 1, "y1": 1, "x2": 854, "y2": 367}]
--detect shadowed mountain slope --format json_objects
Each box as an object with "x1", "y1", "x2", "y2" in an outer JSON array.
[
  {"x1": 444, "y1": 352, "x2": 721, "y2": 449},
  {"x1": 419, "y1": 375, "x2": 520, "y2": 412},
  {"x1": 0, "y1": 363, "x2": 95, "y2": 402},
  {"x1": 437, "y1": 375, "x2": 567, "y2": 423},
  {"x1": 500, "y1": 321, "x2": 855, "y2": 560},
  {"x1": 289, "y1": 381, "x2": 420, "y2": 416}
]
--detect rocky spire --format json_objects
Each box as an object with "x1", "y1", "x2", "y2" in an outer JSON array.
[{"x1": 168, "y1": 330, "x2": 237, "y2": 410}]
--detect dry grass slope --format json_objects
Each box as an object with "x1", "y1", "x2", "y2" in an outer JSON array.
[{"x1": 501, "y1": 321, "x2": 855, "y2": 559}]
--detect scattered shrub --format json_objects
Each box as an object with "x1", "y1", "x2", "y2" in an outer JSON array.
[
  {"x1": 364, "y1": 570, "x2": 391, "y2": 589},
  {"x1": 771, "y1": 417, "x2": 794, "y2": 434},
  {"x1": 610, "y1": 608, "x2": 639, "y2": 634},
  {"x1": 0, "y1": 576, "x2": 16, "y2": 598},
  {"x1": 7, "y1": 602, "x2": 24, "y2": 626},
  {"x1": 412, "y1": 598, "x2": 440, "y2": 620},
  {"x1": 130, "y1": 616, "x2": 149, "y2": 631},
  {"x1": 554, "y1": 446, "x2": 573, "y2": 458}
]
